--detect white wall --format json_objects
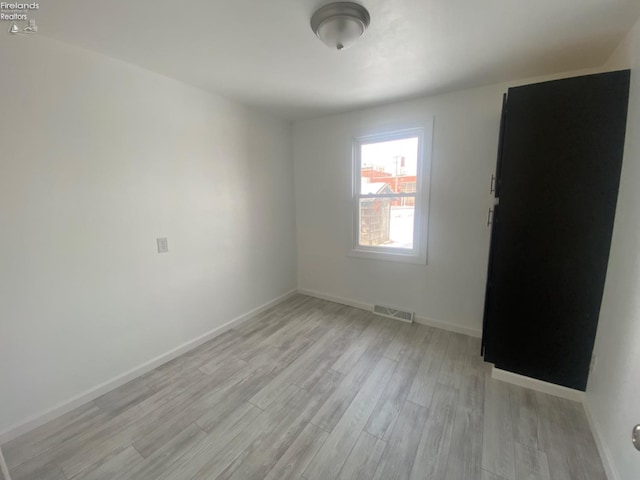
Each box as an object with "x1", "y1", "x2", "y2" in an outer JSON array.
[
  {"x1": 293, "y1": 87, "x2": 504, "y2": 335},
  {"x1": 0, "y1": 36, "x2": 297, "y2": 438},
  {"x1": 586, "y1": 17, "x2": 640, "y2": 480}
]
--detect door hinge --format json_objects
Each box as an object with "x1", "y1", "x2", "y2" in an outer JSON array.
[{"x1": 487, "y1": 208, "x2": 494, "y2": 226}]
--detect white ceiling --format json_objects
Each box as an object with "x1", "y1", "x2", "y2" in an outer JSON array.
[{"x1": 35, "y1": 0, "x2": 640, "y2": 120}]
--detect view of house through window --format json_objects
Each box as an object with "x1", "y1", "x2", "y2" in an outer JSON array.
[{"x1": 355, "y1": 130, "x2": 423, "y2": 253}]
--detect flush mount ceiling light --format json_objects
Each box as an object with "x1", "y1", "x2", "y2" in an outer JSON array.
[{"x1": 311, "y1": 2, "x2": 370, "y2": 51}]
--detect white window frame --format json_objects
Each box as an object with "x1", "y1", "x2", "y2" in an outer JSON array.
[{"x1": 350, "y1": 124, "x2": 433, "y2": 264}]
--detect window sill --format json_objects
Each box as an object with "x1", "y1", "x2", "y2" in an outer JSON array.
[{"x1": 348, "y1": 248, "x2": 427, "y2": 265}]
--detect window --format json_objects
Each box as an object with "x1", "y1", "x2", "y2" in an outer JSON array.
[{"x1": 351, "y1": 126, "x2": 432, "y2": 264}]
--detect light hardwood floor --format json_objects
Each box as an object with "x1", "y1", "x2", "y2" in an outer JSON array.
[{"x1": 1, "y1": 295, "x2": 607, "y2": 480}]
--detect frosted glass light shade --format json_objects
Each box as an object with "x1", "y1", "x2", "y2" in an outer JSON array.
[{"x1": 311, "y1": 2, "x2": 370, "y2": 51}]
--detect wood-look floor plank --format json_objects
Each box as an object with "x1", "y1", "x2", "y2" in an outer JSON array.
[
  {"x1": 409, "y1": 385, "x2": 458, "y2": 480},
  {"x1": 248, "y1": 314, "x2": 362, "y2": 410},
  {"x1": 140, "y1": 359, "x2": 210, "y2": 395},
  {"x1": 444, "y1": 336, "x2": 485, "y2": 480},
  {"x1": 118, "y1": 423, "x2": 207, "y2": 480},
  {"x1": 236, "y1": 300, "x2": 326, "y2": 363},
  {"x1": 224, "y1": 369, "x2": 344, "y2": 480},
  {"x1": 52, "y1": 379, "x2": 211, "y2": 479},
  {"x1": 240, "y1": 316, "x2": 330, "y2": 370},
  {"x1": 482, "y1": 376, "x2": 515, "y2": 480},
  {"x1": 331, "y1": 315, "x2": 387, "y2": 374},
  {"x1": 263, "y1": 423, "x2": 328, "y2": 480},
  {"x1": 407, "y1": 328, "x2": 448, "y2": 407},
  {"x1": 365, "y1": 324, "x2": 431, "y2": 440},
  {"x1": 574, "y1": 442, "x2": 608, "y2": 479},
  {"x1": 560, "y1": 398, "x2": 596, "y2": 443},
  {"x1": 509, "y1": 384, "x2": 540, "y2": 450},
  {"x1": 2, "y1": 296, "x2": 608, "y2": 480},
  {"x1": 155, "y1": 390, "x2": 292, "y2": 480},
  {"x1": 304, "y1": 357, "x2": 396, "y2": 480},
  {"x1": 59, "y1": 352, "x2": 272, "y2": 478},
  {"x1": 514, "y1": 443, "x2": 551, "y2": 480},
  {"x1": 233, "y1": 295, "x2": 315, "y2": 336},
  {"x1": 141, "y1": 303, "x2": 288, "y2": 389},
  {"x1": 372, "y1": 400, "x2": 429, "y2": 480},
  {"x1": 216, "y1": 313, "x2": 305, "y2": 364},
  {"x1": 194, "y1": 337, "x2": 324, "y2": 432},
  {"x1": 311, "y1": 319, "x2": 397, "y2": 432},
  {"x1": 235, "y1": 296, "x2": 318, "y2": 338},
  {"x1": 557, "y1": 398, "x2": 607, "y2": 479},
  {"x1": 536, "y1": 394, "x2": 580, "y2": 480},
  {"x1": 383, "y1": 322, "x2": 414, "y2": 361},
  {"x1": 140, "y1": 330, "x2": 242, "y2": 391},
  {"x1": 94, "y1": 378, "x2": 155, "y2": 414},
  {"x1": 337, "y1": 431, "x2": 386, "y2": 480},
  {"x1": 152, "y1": 403, "x2": 261, "y2": 480},
  {"x1": 130, "y1": 404, "x2": 206, "y2": 459},
  {"x1": 293, "y1": 309, "x2": 372, "y2": 391},
  {"x1": 75, "y1": 445, "x2": 143, "y2": 480},
  {"x1": 482, "y1": 470, "x2": 507, "y2": 480},
  {"x1": 199, "y1": 354, "x2": 248, "y2": 377},
  {"x1": 437, "y1": 332, "x2": 467, "y2": 390},
  {"x1": 188, "y1": 387, "x2": 306, "y2": 480},
  {"x1": 536, "y1": 393, "x2": 606, "y2": 480},
  {"x1": 6, "y1": 460, "x2": 67, "y2": 480},
  {"x1": 129, "y1": 351, "x2": 277, "y2": 458},
  {"x1": 132, "y1": 354, "x2": 273, "y2": 457},
  {"x1": 172, "y1": 295, "x2": 318, "y2": 377},
  {"x1": 3, "y1": 402, "x2": 104, "y2": 470}
]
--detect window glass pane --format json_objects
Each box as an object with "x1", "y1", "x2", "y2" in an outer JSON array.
[
  {"x1": 360, "y1": 137, "x2": 418, "y2": 195},
  {"x1": 359, "y1": 198, "x2": 414, "y2": 249}
]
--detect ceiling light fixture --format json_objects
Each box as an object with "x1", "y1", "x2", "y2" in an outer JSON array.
[{"x1": 310, "y1": 2, "x2": 370, "y2": 51}]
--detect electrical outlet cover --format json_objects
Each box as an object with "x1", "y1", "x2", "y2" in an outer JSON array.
[{"x1": 157, "y1": 237, "x2": 169, "y2": 253}]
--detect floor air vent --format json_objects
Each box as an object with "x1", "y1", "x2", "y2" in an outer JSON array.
[{"x1": 373, "y1": 305, "x2": 414, "y2": 323}]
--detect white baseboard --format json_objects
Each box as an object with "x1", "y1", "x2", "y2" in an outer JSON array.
[
  {"x1": 414, "y1": 314, "x2": 481, "y2": 338},
  {"x1": 0, "y1": 289, "x2": 297, "y2": 445},
  {"x1": 297, "y1": 289, "x2": 371, "y2": 312},
  {"x1": 582, "y1": 399, "x2": 620, "y2": 480},
  {"x1": 490, "y1": 366, "x2": 585, "y2": 402},
  {"x1": 297, "y1": 288, "x2": 482, "y2": 338}
]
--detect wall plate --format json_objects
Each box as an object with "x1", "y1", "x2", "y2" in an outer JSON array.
[{"x1": 157, "y1": 237, "x2": 169, "y2": 254}]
